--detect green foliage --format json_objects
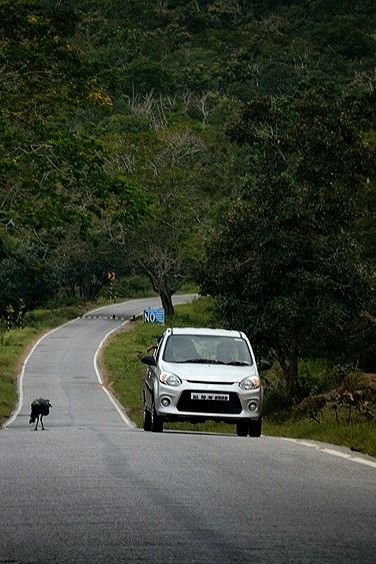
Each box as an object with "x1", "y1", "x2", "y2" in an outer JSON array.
[
  {"x1": 0, "y1": 230, "x2": 59, "y2": 324},
  {"x1": 199, "y1": 92, "x2": 375, "y2": 393},
  {"x1": 123, "y1": 57, "x2": 177, "y2": 96},
  {"x1": 265, "y1": 418, "x2": 376, "y2": 458},
  {"x1": 1, "y1": 0, "x2": 375, "y2": 356},
  {"x1": 110, "y1": 275, "x2": 154, "y2": 299}
]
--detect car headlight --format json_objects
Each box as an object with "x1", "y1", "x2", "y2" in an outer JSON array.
[
  {"x1": 159, "y1": 372, "x2": 182, "y2": 387},
  {"x1": 239, "y1": 376, "x2": 261, "y2": 391}
]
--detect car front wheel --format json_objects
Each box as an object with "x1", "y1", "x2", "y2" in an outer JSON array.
[
  {"x1": 143, "y1": 405, "x2": 152, "y2": 431},
  {"x1": 248, "y1": 417, "x2": 262, "y2": 437},
  {"x1": 151, "y1": 401, "x2": 164, "y2": 433},
  {"x1": 236, "y1": 421, "x2": 248, "y2": 436}
]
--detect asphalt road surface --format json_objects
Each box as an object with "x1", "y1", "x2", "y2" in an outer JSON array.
[{"x1": 0, "y1": 296, "x2": 375, "y2": 563}]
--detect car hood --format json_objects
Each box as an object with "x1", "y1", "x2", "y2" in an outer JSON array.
[{"x1": 160, "y1": 361, "x2": 259, "y2": 383}]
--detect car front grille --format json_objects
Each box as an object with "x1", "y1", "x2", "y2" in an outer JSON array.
[
  {"x1": 186, "y1": 380, "x2": 235, "y2": 385},
  {"x1": 177, "y1": 391, "x2": 242, "y2": 414}
]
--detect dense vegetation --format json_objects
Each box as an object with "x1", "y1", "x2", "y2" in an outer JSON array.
[{"x1": 1, "y1": 1, "x2": 375, "y2": 399}]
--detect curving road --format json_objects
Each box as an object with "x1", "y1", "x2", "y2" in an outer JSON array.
[{"x1": 0, "y1": 296, "x2": 375, "y2": 563}]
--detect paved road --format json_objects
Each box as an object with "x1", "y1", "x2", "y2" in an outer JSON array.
[{"x1": 0, "y1": 296, "x2": 375, "y2": 563}]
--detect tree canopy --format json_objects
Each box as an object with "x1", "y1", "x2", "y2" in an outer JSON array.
[
  {"x1": 199, "y1": 92, "x2": 376, "y2": 392},
  {"x1": 1, "y1": 0, "x2": 375, "y2": 386}
]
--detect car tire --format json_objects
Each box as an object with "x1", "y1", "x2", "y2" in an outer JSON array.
[
  {"x1": 151, "y1": 402, "x2": 164, "y2": 433},
  {"x1": 143, "y1": 405, "x2": 152, "y2": 431},
  {"x1": 236, "y1": 421, "x2": 248, "y2": 437},
  {"x1": 248, "y1": 417, "x2": 262, "y2": 437}
]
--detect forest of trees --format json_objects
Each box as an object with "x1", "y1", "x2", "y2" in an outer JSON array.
[{"x1": 1, "y1": 0, "x2": 375, "y2": 386}]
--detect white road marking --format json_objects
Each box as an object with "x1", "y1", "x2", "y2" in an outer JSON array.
[
  {"x1": 281, "y1": 438, "x2": 376, "y2": 469},
  {"x1": 94, "y1": 320, "x2": 136, "y2": 428}
]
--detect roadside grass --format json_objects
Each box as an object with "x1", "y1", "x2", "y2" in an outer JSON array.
[
  {"x1": 265, "y1": 415, "x2": 376, "y2": 457},
  {"x1": 0, "y1": 304, "x2": 90, "y2": 426},
  {"x1": 103, "y1": 298, "x2": 376, "y2": 456},
  {"x1": 263, "y1": 366, "x2": 376, "y2": 456}
]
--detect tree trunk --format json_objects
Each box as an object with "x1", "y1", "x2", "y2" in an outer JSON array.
[
  {"x1": 138, "y1": 260, "x2": 175, "y2": 318},
  {"x1": 160, "y1": 289, "x2": 175, "y2": 318}
]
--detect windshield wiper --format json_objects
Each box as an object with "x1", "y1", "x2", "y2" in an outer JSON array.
[
  {"x1": 181, "y1": 359, "x2": 226, "y2": 364},
  {"x1": 181, "y1": 358, "x2": 218, "y2": 364},
  {"x1": 178, "y1": 359, "x2": 250, "y2": 366}
]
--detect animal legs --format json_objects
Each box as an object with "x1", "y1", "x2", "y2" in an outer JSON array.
[
  {"x1": 34, "y1": 415, "x2": 39, "y2": 431},
  {"x1": 40, "y1": 415, "x2": 45, "y2": 430}
]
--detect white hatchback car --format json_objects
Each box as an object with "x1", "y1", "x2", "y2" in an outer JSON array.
[{"x1": 141, "y1": 327, "x2": 270, "y2": 436}]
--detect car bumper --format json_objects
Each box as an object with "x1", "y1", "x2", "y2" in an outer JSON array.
[{"x1": 155, "y1": 382, "x2": 263, "y2": 421}]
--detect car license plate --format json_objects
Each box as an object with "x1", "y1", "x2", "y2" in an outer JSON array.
[{"x1": 191, "y1": 393, "x2": 230, "y2": 401}]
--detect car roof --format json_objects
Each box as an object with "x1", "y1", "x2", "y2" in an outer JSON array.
[{"x1": 164, "y1": 327, "x2": 244, "y2": 338}]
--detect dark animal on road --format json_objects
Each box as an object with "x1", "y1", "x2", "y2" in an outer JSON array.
[{"x1": 29, "y1": 398, "x2": 52, "y2": 430}]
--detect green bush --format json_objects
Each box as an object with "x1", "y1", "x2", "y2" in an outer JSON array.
[{"x1": 112, "y1": 275, "x2": 154, "y2": 299}]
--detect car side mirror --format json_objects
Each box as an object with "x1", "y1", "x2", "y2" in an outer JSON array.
[
  {"x1": 258, "y1": 359, "x2": 272, "y2": 372},
  {"x1": 141, "y1": 355, "x2": 157, "y2": 366}
]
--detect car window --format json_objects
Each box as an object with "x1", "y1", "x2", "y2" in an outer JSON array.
[
  {"x1": 214, "y1": 337, "x2": 253, "y2": 365},
  {"x1": 162, "y1": 335, "x2": 253, "y2": 365},
  {"x1": 163, "y1": 336, "x2": 199, "y2": 362}
]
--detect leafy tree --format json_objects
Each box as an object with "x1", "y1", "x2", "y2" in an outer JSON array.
[
  {"x1": 199, "y1": 93, "x2": 375, "y2": 395},
  {"x1": 117, "y1": 126, "x2": 215, "y2": 316},
  {"x1": 0, "y1": 0, "x2": 146, "y2": 314},
  {"x1": 0, "y1": 230, "x2": 59, "y2": 325},
  {"x1": 123, "y1": 57, "x2": 177, "y2": 96}
]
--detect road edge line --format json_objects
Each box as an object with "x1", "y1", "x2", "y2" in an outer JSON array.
[
  {"x1": 94, "y1": 320, "x2": 136, "y2": 428},
  {"x1": 281, "y1": 438, "x2": 376, "y2": 469}
]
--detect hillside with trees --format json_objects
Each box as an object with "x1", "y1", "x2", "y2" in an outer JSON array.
[{"x1": 1, "y1": 0, "x2": 375, "y2": 392}]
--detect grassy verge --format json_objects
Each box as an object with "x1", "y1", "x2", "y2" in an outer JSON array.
[
  {"x1": 265, "y1": 417, "x2": 376, "y2": 456},
  {"x1": 103, "y1": 298, "x2": 376, "y2": 457},
  {"x1": 0, "y1": 304, "x2": 90, "y2": 426}
]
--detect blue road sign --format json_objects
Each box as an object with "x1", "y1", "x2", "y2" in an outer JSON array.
[{"x1": 143, "y1": 308, "x2": 165, "y2": 325}]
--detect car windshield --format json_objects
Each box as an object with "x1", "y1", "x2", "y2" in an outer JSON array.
[{"x1": 162, "y1": 335, "x2": 253, "y2": 365}]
